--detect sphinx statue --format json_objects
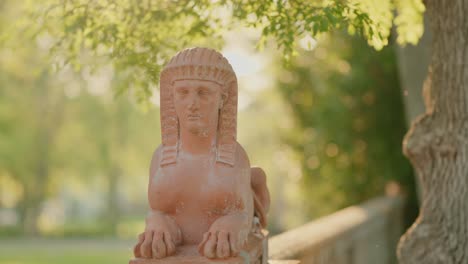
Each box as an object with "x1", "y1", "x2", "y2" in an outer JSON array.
[{"x1": 130, "y1": 47, "x2": 270, "y2": 263}]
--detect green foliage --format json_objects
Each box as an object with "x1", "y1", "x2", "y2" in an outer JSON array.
[
  {"x1": 276, "y1": 32, "x2": 416, "y2": 217},
  {"x1": 0, "y1": 20, "x2": 69, "y2": 232},
  {"x1": 349, "y1": 0, "x2": 425, "y2": 48},
  {"x1": 0, "y1": 252, "x2": 128, "y2": 264},
  {"x1": 0, "y1": 0, "x2": 423, "y2": 234},
  {"x1": 0, "y1": 0, "x2": 162, "y2": 233},
  {"x1": 393, "y1": 0, "x2": 425, "y2": 44},
  {"x1": 0, "y1": 239, "x2": 131, "y2": 264},
  {"x1": 5, "y1": 0, "x2": 424, "y2": 100},
  {"x1": 17, "y1": 0, "x2": 228, "y2": 103},
  {"x1": 231, "y1": 1, "x2": 374, "y2": 58}
]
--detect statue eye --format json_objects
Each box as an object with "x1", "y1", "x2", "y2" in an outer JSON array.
[
  {"x1": 198, "y1": 89, "x2": 208, "y2": 96},
  {"x1": 176, "y1": 88, "x2": 188, "y2": 96}
]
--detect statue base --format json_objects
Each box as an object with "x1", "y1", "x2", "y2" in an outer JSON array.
[{"x1": 129, "y1": 231, "x2": 268, "y2": 264}]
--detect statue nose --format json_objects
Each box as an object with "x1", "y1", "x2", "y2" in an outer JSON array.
[{"x1": 188, "y1": 94, "x2": 199, "y2": 110}]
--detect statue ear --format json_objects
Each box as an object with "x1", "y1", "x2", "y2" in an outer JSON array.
[
  {"x1": 219, "y1": 92, "x2": 226, "y2": 109},
  {"x1": 219, "y1": 99, "x2": 224, "y2": 109}
]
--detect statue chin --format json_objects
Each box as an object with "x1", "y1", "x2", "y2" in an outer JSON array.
[{"x1": 188, "y1": 125, "x2": 210, "y2": 138}]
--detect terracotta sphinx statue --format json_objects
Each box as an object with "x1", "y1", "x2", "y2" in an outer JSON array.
[{"x1": 130, "y1": 47, "x2": 270, "y2": 263}]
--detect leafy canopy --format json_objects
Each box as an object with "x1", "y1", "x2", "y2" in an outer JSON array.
[{"x1": 6, "y1": 0, "x2": 424, "y2": 100}]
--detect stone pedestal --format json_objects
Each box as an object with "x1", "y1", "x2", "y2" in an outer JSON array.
[
  {"x1": 268, "y1": 261, "x2": 300, "y2": 264},
  {"x1": 130, "y1": 232, "x2": 267, "y2": 264}
]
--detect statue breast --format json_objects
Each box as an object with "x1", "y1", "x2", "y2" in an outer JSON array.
[{"x1": 148, "y1": 158, "x2": 246, "y2": 218}]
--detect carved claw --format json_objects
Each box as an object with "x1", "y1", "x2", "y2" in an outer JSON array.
[
  {"x1": 133, "y1": 210, "x2": 181, "y2": 259},
  {"x1": 134, "y1": 229, "x2": 177, "y2": 259},
  {"x1": 198, "y1": 230, "x2": 243, "y2": 259}
]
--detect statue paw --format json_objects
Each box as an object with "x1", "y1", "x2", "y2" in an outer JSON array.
[
  {"x1": 134, "y1": 230, "x2": 177, "y2": 259},
  {"x1": 198, "y1": 230, "x2": 244, "y2": 259}
]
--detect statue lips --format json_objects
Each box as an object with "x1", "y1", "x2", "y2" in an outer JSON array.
[{"x1": 187, "y1": 113, "x2": 201, "y2": 121}]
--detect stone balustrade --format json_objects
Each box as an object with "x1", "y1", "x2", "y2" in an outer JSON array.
[{"x1": 268, "y1": 194, "x2": 404, "y2": 264}]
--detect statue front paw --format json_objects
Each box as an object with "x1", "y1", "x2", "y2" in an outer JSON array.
[
  {"x1": 134, "y1": 229, "x2": 177, "y2": 259},
  {"x1": 133, "y1": 210, "x2": 182, "y2": 259},
  {"x1": 198, "y1": 230, "x2": 245, "y2": 259}
]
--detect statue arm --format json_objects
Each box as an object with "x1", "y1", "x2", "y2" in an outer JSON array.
[
  {"x1": 133, "y1": 146, "x2": 181, "y2": 259},
  {"x1": 235, "y1": 143, "x2": 255, "y2": 232},
  {"x1": 251, "y1": 167, "x2": 270, "y2": 228},
  {"x1": 198, "y1": 143, "x2": 254, "y2": 258},
  {"x1": 146, "y1": 146, "x2": 181, "y2": 241}
]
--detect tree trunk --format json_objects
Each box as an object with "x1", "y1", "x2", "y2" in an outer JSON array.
[
  {"x1": 397, "y1": 1, "x2": 468, "y2": 263},
  {"x1": 20, "y1": 70, "x2": 65, "y2": 235},
  {"x1": 21, "y1": 71, "x2": 53, "y2": 235},
  {"x1": 107, "y1": 164, "x2": 121, "y2": 234},
  {"x1": 105, "y1": 98, "x2": 128, "y2": 235}
]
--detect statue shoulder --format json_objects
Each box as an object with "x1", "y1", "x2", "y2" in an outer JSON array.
[
  {"x1": 149, "y1": 145, "x2": 163, "y2": 178},
  {"x1": 235, "y1": 142, "x2": 251, "y2": 168}
]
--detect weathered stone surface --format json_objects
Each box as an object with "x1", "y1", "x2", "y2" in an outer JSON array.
[
  {"x1": 131, "y1": 232, "x2": 266, "y2": 264},
  {"x1": 131, "y1": 48, "x2": 270, "y2": 262}
]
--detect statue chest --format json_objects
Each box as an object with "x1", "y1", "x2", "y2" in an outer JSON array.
[{"x1": 148, "y1": 160, "x2": 245, "y2": 217}]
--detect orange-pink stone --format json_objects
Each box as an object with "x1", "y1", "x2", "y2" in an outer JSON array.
[{"x1": 131, "y1": 48, "x2": 270, "y2": 263}]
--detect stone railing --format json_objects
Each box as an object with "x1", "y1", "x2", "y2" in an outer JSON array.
[{"x1": 268, "y1": 193, "x2": 405, "y2": 264}]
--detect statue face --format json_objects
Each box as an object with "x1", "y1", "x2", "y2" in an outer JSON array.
[{"x1": 173, "y1": 79, "x2": 223, "y2": 137}]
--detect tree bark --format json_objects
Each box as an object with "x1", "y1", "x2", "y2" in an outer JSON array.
[{"x1": 397, "y1": 0, "x2": 468, "y2": 263}]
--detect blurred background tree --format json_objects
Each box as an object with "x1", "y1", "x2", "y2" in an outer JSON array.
[
  {"x1": 10, "y1": 0, "x2": 424, "y2": 100},
  {"x1": 275, "y1": 32, "x2": 417, "y2": 224},
  {"x1": 0, "y1": 0, "x2": 424, "y2": 245},
  {"x1": 0, "y1": 20, "x2": 67, "y2": 235},
  {"x1": 0, "y1": 0, "x2": 162, "y2": 237}
]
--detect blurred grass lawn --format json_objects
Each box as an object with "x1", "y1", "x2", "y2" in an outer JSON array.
[{"x1": 0, "y1": 238, "x2": 134, "y2": 264}]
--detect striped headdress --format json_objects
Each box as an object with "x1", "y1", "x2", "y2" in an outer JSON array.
[{"x1": 159, "y1": 47, "x2": 238, "y2": 166}]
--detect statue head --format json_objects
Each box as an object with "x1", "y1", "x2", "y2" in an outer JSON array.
[{"x1": 159, "y1": 47, "x2": 238, "y2": 166}]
